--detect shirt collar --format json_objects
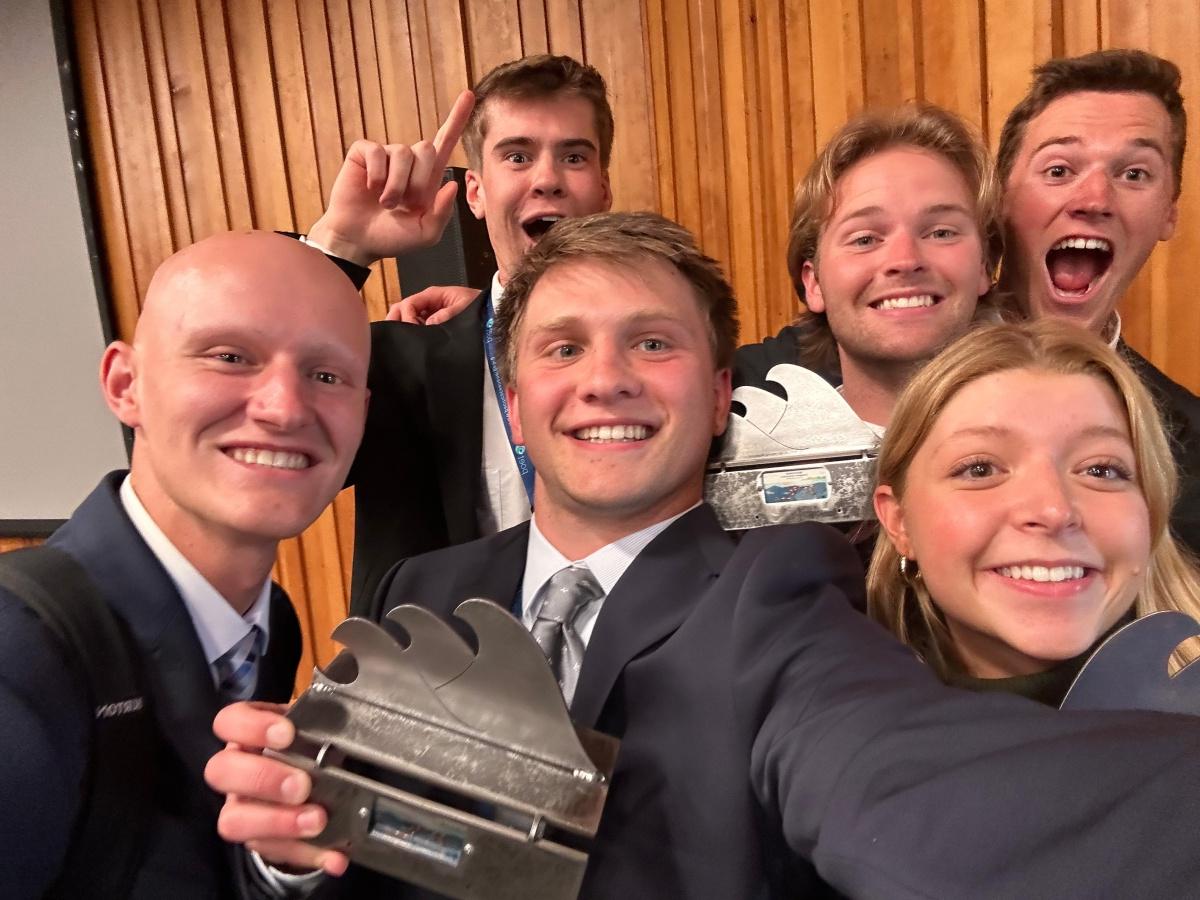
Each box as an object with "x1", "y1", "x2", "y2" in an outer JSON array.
[
  {"x1": 491, "y1": 271, "x2": 505, "y2": 313},
  {"x1": 1104, "y1": 311, "x2": 1123, "y2": 349},
  {"x1": 520, "y1": 503, "x2": 699, "y2": 625},
  {"x1": 119, "y1": 476, "x2": 272, "y2": 671}
]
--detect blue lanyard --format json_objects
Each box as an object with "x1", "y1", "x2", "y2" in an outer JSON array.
[{"x1": 483, "y1": 295, "x2": 536, "y2": 506}]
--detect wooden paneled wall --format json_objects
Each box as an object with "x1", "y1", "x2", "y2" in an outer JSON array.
[{"x1": 69, "y1": 0, "x2": 1200, "y2": 689}]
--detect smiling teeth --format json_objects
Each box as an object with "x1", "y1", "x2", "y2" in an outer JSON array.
[
  {"x1": 1052, "y1": 237, "x2": 1111, "y2": 252},
  {"x1": 574, "y1": 425, "x2": 649, "y2": 442},
  {"x1": 230, "y1": 448, "x2": 310, "y2": 469},
  {"x1": 997, "y1": 565, "x2": 1085, "y2": 583},
  {"x1": 876, "y1": 295, "x2": 935, "y2": 310}
]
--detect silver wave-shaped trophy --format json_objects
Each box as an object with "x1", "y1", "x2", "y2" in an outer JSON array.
[
  {"x1": 268, "y1": 600, "x2": 619, "y2": 900},
  {"x1": 705, "y1": 364, "x2": 881, "y2": 530}
]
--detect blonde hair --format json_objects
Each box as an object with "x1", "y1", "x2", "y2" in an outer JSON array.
[
  {"x1": 785, "y1": 103, "x2": 1003, "y2": 375},
  {"x1": 867, "y1": 319, "x2": 1200, "y2": 677}
]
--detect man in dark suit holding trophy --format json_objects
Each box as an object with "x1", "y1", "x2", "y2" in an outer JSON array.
[{"x1": 209, "y1": 212, "x2": 1200, "y2": 900}]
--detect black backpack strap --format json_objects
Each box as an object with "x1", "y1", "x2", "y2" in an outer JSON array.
[{"x1": 0, "y1": 545, "x2": 156, "y2": 899}]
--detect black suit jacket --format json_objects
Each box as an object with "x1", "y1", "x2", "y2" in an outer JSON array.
[
  {"x1": 1119, "y1": 340, "x2": 1200, "y2": 556},
  {"x1": 0, "y1": 472, "x2": 301, "y2": 899},
  {"x1": 347, "y1": 288, "x2": 489, "y2": 612},
  {"x1": 340, "y1": 506, "x2": 1200, "y2": 899}
]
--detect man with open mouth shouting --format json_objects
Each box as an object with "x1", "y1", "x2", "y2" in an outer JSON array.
[{"x1": 997, "y1": 49, "x2": 1200, "y2": 555}]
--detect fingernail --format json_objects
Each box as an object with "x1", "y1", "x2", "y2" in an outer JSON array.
[
  {"x1": 298, "y1": 809, "x2": 324, "y2": 836},
  {"x1": 281, "y1": 773, "x2": 308, "y2": 804},
  {"x1": 266, "y1": 722, "x2": 292, "y2": 748}
]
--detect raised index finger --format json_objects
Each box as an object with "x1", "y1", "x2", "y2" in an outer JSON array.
[{"x1": 432, "y1": 90, "x2": 475, "y2": 170}]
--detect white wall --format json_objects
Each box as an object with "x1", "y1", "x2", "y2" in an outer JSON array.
[{"x1": 0, "y1": 0, "x2": 128, "y2": 525}]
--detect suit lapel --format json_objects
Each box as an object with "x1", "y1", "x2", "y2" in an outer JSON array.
[
  {"x1": 441, "y1": 523, "x2": 530, "y2": 619},
  {"x1": 53, "y1": 474, "x2": 224, "y2": 809},
  {"x1": 256, "y1": 586, "x2": 303, "y2": 702},
  {"x1": 570, "y1": 505, "x2": 736, "y2": 728},
  {"x1": 425, "y1": 290, "x2": 488, "y2": 545}
]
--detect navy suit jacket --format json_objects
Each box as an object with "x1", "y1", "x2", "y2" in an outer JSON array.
[
  {"x1": 333, "y1": 506, "x2": 1200, "y2": 899},
  {"x1": 0, "y1": 472, "x2": 301, "y2": 899},
  {"x1": 347, "y1": 289, "x2": 490, "y2": 612}
]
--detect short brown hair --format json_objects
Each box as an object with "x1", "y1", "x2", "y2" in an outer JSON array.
[
  {"x1": 462, "y1": 55, "x2": 615, "y2": 171},
  {"x1": 495, "y1": 211, "x2": 739, "y2": 381},
  {"x1": 997, "y1": 49, "x2": 1187, "y2": 199},
  {"x1": 785, "y1": 103, "x2": 1001, "y2": 375},
  {"x1": 867, "y1": 319, "x2": 1200, "y2": 678}
]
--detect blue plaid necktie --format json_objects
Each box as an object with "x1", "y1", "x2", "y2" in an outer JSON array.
[{"x1": 214, "y1": 624, "x2": 265, "y2": 703}]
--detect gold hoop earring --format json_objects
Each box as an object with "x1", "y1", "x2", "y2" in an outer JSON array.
[{"x1": 899, "y1": 555, "x2": 921, "y2": 582}]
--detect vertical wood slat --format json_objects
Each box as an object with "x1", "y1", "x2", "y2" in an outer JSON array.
[
  {"x1": 581, "y1": 0, "x2": 657, "y2": 213},
  {"x1": 712, "y1": 0, "x2": 758, "y2": 339},
  {"x1": 517, "y1": 0, "x2": 550, "y2": 55},
  {"x1": 808, "y1": 0, "x2": 865, "y2": 148},
  {"x1": 692, "y1": 0, "x2": 731, "y2": 270},
  {"x1": 545, "y1": 0, "x2": 584, "y2": 59},
  {"x1": 917, "y1": 0, "x2": 985, "y2": 129},
  {"x1": 95, "y1": 0, "x2": 177, "y2": 303},
  {"x1": 72, "y1": 0, "x2": 139, "y2": 343},
  {"x1": 140, "y1": 0, "x2": 193, "y2": 248},
  {"x1": 266, "y1": 0, "x2": 325, "y2": 232},
  {"x1": 198, "y1": 0, "x2": 254, "y2": 231},
  {"x1": 982, "y1": 0, "x2": 1054, "y2": 147},
  {"x1": 69, "y1": 0, "x2": 1200, "y2": 690},
  {"x1": 465, "y1": 0, "x2": 523, "y2": 76},
  {"x1": 159, "y1": 0, "x2": 233, "y2": 239}
]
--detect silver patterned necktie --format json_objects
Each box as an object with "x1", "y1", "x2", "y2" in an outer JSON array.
[
  {"x1": 530, "y1": 565, "x2": 604, "y2": 705},
  {"x1": 214, "y1": 624, "x2": 265, "y2": 704}
]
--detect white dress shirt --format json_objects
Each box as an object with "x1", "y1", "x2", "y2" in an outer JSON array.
[
  {"x1": 119, "y1": 476, "x2": 272, "y2": 687},
  {"x1": 478, "y1": 271, "x2": 534, "y2": 534},
  {"x1": 519, "y1": 504, "x2": 699, "y2": 647}
]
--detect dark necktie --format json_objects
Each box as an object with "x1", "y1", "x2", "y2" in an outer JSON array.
[
  {"x1": 214, "y1": 624, "x2": 265, "y2": 704},
  {"x1": 530, "y1": 565, "x2": 604, "y2": 705}
]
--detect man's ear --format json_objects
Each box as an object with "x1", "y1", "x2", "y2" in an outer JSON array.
[
  {"x1": 873, "y1": 484, "x2": 912, "y2": 558},
  {"x1": 711, "y1": 367, "x2": 733, "y2": 436},
  {"x1": 465, "y1": 168, "x2": 486, "y2": 220},
  {"x1": 506, "y1": 382, "x2": 524, "y2": 446},
  {"x1": 600, "y1": 171, "x2": 613, "y2": 212},
  {"x1": 800, "y1": 260, "x2": 825, "y2": 314},
  {"x1": 976, "y1": 253, "x2": 992, "y2": 298},
  {"x1": 1160, "y1": 199, "x2": 1179, "y2": 241},
  {"x1": 100, "y1": 341, "x2": 141, "y2": 429}
]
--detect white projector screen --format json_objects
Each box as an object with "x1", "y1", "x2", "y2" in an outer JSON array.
[{"x1": 0, "y1": 0, "x2": 129, "y2": 533}]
